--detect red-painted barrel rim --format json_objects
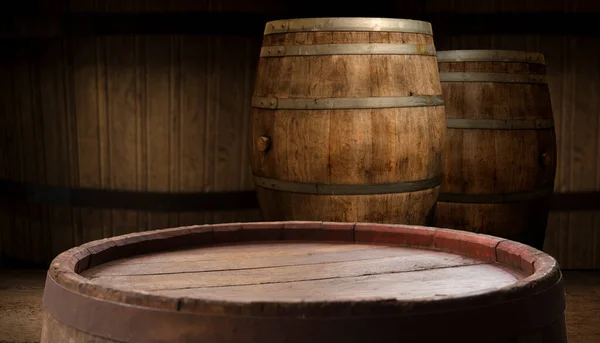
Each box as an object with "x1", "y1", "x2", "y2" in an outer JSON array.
[
  {"x1": 46, "y1": 221, "x2": 562, "y2": 314},
  {"x1": 43, "y1": 221, "x2": 565, "y2": 341}
]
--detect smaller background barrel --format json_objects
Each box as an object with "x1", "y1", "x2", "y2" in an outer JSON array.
[{"x1": 433, "y1": 50, "x2": 557, "y2": 250}]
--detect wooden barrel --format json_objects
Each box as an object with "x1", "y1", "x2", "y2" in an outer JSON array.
[
  {"x1": 249, "y1": 18, "x2": 446, "y2": 224},
  {"x1": 434, "y1": 50, "x2": 557, "y2": 250},
  {"x1": 41, "y1": 221, "x2": 567, "y2": 343}
]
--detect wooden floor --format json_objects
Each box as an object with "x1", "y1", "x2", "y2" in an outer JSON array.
[
  {"x1": 562, "y1": 271, "x2": 600, "y2": 343},
  {"x1": 0, "y1": 269, "x2": 598, "y2": 343}
]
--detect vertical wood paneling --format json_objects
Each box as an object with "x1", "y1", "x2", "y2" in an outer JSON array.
[
  {"x1": 106, "y1": 36, "x2": 141, "y2": 236},
  {"x1": 63, "y1": 38, "x2": 81, "y2": 250},
  {"x1": 72, "y1": 37, "x2": 105, "y2": 245},
  {"x1": 216, "y1": 36, "x2": 246, "y2": 192},
  {"x1": 145, "y1": 36, "x2": 172, "y2": 230},
  {"x1": 0, "y1": 65, "x2": 8, "y2": 182},
  {"x1": 565, "y1": 37, "x2": 599, "y2": 268},
  {"x1": 36, "y1": 40, "x2": 71, "y2": 262},
  {"x1": 12, "y1": 54, "x2": 36, "y2": 262},
  {"x1": 213, "y1": 36, "x2": 258, "y2": 223},
  {"x1": 0, "y1": 33, "x2": 263, "y2": 265},
  {"x1": 28, "y1": 55, "x2": 47, "y2": 264},
  {"x1": 95, "y1": 36, "x2": 112, "y2": 242},
  {"x1": 573, "y1": 36, "x2": 600, "y2": 268},
  {"x1": 240, "y1": 40, "x2": 258, "y2": 191},
  {"x1": 178, "y1": 35, "x2": 208, "y2": 227},
  {"x1": 0, "y1": 54, "x2": 16, "y2": 262},
  {"x1": 136, "y1": 37, "x2": 149, "y2": 232},
  {"x1": 595, "y1": 60, "x2": 600, "y2": 269},
  {"x1": 542, "y1": 36, "x2": 569, "y2": 267},
  {"x1": 168, "y1": 36, "x2": 183, "y2": 227},
  {"x1": 0, "y1": 61, "x2": 9, "y2": 260}
]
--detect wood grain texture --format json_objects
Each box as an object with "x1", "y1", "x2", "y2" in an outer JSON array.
[
  {"x1": 81, "y1": 242, "x2": 520, "y2": 301},
  {"x1": 434, "y1": 52, "x2": 557, "y2": 251},
  {"x1": 431, "y1": 31, "x2": 600, "y2": 269},
  {"x1": 250, "y1": 26, "x2": 446, "y2": 225},
  {"x1": 40, "y1": 222, "x2": 567, "y2": 343},
  {"x1": 82, "y1": 243, "x2": 492, "y2": 292},
  {"x1": 153, "y1": 263, "x2": 521, "y2": 301},
  {"x1": 41, "y1": 312, "x2": 119, "y2": 343},
  {"x1": 0, "y1": 35, "x2": 263, "y2": 266}
]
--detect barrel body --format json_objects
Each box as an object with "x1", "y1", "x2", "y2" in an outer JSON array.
[
  {"x1": 434, "y1": 50, "x2": 557, "y2": 250},
  {"x1": 40, "y1": 221, "x2": 567, "y2": 343},
  {"x1": 249, "y1": 18, "x2": 446, "y2": 224}
]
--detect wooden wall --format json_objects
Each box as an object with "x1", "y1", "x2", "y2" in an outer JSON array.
[
  {"x1": 0, "y1": 34, "x2": 265, "y2": 265},
  {"x1": 2, "y1": 0, "x2": 600, "y2": 268}
]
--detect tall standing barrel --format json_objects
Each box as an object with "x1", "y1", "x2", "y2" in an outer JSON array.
[
  {"x1": 434, "y1": 50, "x2": 557, "y2": 250},
  {"x1": 40, "y1": 221, "x2": 567, "y2": 343},
  {"x1": 249, "y1": 18, "x2": 446, "y2": 224}
]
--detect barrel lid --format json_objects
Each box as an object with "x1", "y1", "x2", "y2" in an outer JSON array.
[
  {"x1": 437, "y1": 50, "x2": 546, "y2": 65},
  {"x1": 43, "y1": 222, "x2": 564, "y2": 342},
  {"x1": 263, "y1": 17, "x2": 433, "y2": 36}
]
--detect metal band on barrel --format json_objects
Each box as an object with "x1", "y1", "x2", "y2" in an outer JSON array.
[
  {"x1": 251, "y1": 95, "x2": 444, "y2": 110},
  {"x1": 253, "y1": 176, "x2": 441, "y2": 195},
  {"x1": 438, "y1": 188, "x2": 554, "y2": 204},
  {"x1": 446, "y1": 118, "x2": 555, "y2": 130},
  {"x1": 260, "y1": 44, "x2": 436, "y2": 57},
  {"x1": 437, "y1": 50, "x2": 545, "y2": 65},
  {"x1": 264, "y1": 18, "x2": 433, "y2": 35},
  {"x1": 439, "y1": 72, "x2": 547, "y2": 84}
]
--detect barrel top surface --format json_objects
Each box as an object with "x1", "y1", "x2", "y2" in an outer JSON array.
[
  {"x1": 81, "y1": 241, "x2": 525, "y2": 302},
  {"x1": 42, "y1": 222, "x2": 566, "y2": 342},
  {"x1": 437, "y1": 49, "x2": 546, "y2": 64},
  {"x1": 263, "y1": 17, "x2": 433, "y2": 35},
  {"x1": 46, "y1": 222, "x2": 562, "y2": 316}
]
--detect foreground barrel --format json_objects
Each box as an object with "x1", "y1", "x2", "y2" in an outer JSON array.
[
  {"x1": 249, "y1": 18, "x2": 446, "y2": 224},
  {"x1": 434, "y1": 50, "x2": 557, "y2": 250},
  {"x1": 41, "y1": 221, "x2": 567, "y2": 343}
]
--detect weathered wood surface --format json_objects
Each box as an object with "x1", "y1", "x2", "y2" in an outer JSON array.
[
  {"x1": 41, "y1": 221, "x2": 567, "y2": 343},
  {"x1": 434, "y1": 50, "x2": 557, "y2": 251},
  {"x1": 249, "y1": 18, "x2": 445, "y2": 225},
  {"x1": 0, "y1": 34, "x2": 263, "y2": 266},
  {"x1": 8, "y1": 269, "x2": 598, "y2": 343},
  {"x1": 83, "y1": 242, "x2": 521, "y2": 300}
]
